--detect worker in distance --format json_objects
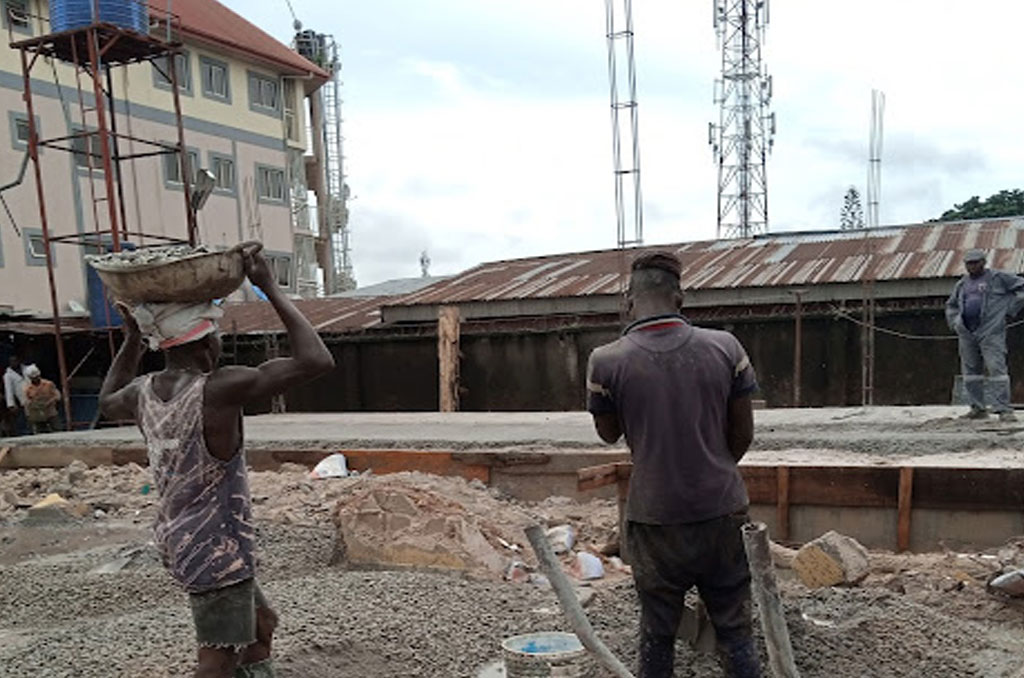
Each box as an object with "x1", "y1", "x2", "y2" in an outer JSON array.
[{"x1": 946, "y1": 248, "x2": 1024, "y2": 421}]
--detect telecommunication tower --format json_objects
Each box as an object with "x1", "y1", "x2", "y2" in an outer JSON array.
[
  {"x1": 604, "y1": 0, "x2": 643, "y2": 249},
  {"x1": 709, "y1": 0, "x2": 776, "y2": 239}
]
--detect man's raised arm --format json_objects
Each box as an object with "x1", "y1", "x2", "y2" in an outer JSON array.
[
  {"x1": 213, "y1": 249, "x2": 335, "y2": 407},
  {"x1": 98, "y1": 302, "x2": 145, "y2": 420}
]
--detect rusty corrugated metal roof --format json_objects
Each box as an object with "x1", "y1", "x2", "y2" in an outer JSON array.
[
  {"x1": 389, "y1": 219, "x2": 1024, "y2": 308},
  {"x1": 220, "y1": 297, "x2": 384, "y2": 335}
]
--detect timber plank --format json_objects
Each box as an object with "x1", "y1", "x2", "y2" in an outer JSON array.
[{"x1": 912, "y1": 468, "x2": 1024, "y2": 511}]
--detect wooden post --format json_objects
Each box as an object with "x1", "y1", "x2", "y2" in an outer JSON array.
[
  {"x1": 776, "y1": 466, "x2": 790, "y2": 542},
  {"x1": 438, "y1": 306, "x2": 460, "y2": 412},
  {"x1": 742, "y1": 522, "x2": 801, "y2": 678},
  {"x1": 897, "y1": 466, "x2": 914, "y2": 552},
  {"x1": 791, "y1": 289, "x2": 805, "y2": 407}
]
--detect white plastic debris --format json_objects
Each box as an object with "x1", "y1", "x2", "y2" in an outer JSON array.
[
  {"x1": 573, "y1": 552, "x2": 605, "y2": 580},
  {"x1": 545, "y1": 525, "x2": 576, "y2": 554},
  {"x1": 989, "y1": 569, "x2": 1024, "y2": 597},
  {"x1": 310, "y1": 453, "x2": 349, "y2": 479}
]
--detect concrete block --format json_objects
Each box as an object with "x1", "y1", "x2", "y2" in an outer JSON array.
[
  {"x1": 25, "y1": 493, "x2": 87, "y2": 523},
  {"x1": 793, "y1": 530, "x2": 869, "y2": 589}
]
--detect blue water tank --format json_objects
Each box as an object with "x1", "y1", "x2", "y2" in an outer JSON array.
[
  {"x1": 86, "y1": 241, "x2": 135, "y2": 329},
  {"x1": 50, "y1": 0, "x2": 149, "y2": 34}
]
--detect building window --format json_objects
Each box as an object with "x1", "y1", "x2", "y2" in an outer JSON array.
[
  {"x1": 8, "y1": 112, "x2": 39, "y2": 151},
  {"x1": 4, "y1": 0, "x2": 31, "y2": 35},
  {"x1": 164, "y1": 146, "x2": 199, "y2": 186},
  {"x1": 200, "y1": 56, "x2": 230, "y2": 102},
  {"x1": 283, "y1": 79, "x2": 299, "y2": 141},
  {"x1": 72, "y1": 129, "x2": 104, "y2": 172},
  {"x1": 248, "y1": 72, "x2": 280, "y2": 115},
  {"x1": 153, "y1": 52, "x2": 192, "y2": 95},
  {"x1": 22, "y1": 228, "x2": 52, "y2": 267},
  {"x1": 210, "y1": 154, "x2": 235, "y2": 193},
  {"x1": 256, "y1": 165, "x2": 286, "y2": 203},
  {"x1": 269, "y1": 254, "x2": 292, "y2": 288}
]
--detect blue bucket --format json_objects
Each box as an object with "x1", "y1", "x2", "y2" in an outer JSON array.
[{"x1": 50, "y1": 0, "x2": 149, "y2": 34}]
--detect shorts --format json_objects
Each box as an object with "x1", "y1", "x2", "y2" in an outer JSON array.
[{"x1": 189, "y1": 579, "x2": 270, "y2": 650}]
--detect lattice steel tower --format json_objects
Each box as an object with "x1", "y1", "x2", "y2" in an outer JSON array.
[{"x1": 709, "y1": 0, "x2": 776, "y2": 239}]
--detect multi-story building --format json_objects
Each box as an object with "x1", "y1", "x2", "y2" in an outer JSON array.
[{"x1": 0, "y1": 0, "x2": 329, "y2": 317}]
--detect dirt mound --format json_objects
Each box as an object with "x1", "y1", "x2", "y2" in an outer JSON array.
[{"x1": 332, "y1": 472, "x2": 542, "y2": 577}]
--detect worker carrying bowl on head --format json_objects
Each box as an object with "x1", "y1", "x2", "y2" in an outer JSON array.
[
  {"x1": 946, "y1": 248, "x2": 1024, "y2": 422},
  {"x1": 586, "y1": 251, "x2": 761, "y2": 678},
  {"x1": 98, "y1": 243, "x2": 335, "y2": 678}
]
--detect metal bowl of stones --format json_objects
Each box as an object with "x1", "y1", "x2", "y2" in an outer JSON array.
[
  {"x1": 86, "y1": 242, "x2": 258, "y2": 303},
  {"x1": 500, "y1": 632, "x2": 593, "y2": 678}
]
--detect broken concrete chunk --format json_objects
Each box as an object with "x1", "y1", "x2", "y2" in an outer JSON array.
[
  {"x1": 25, "y1": 493, "x2": 87, "y2": 523},
  {"x1": 793, "y1": 531, "x2": 870, "y2": 589},
  {"x1": 3, "y1": 490, "x2": 31, "y2": 509},
  {"x1": 545, "y1": 524, "x2": 575, "y2": 554},
  {"x1": 770, "y1": 541, "x2": 798, "y2": 569},
  {"x1": 65, "y1": 460, "x2": 89, "y2": 485},
  {"x1": 381, "y1": 492, "x2": 420, "y2": 517}
]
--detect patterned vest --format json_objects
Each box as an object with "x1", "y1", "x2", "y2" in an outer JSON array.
[{"x1": 138, "y1": 374, "x2": 255, "y2": 593}]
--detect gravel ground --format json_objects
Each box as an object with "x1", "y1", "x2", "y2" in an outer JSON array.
[{"x1": 4, "y1": 466, "x2": 1024, "y2": 677}]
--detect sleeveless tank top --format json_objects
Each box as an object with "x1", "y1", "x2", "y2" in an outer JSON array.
[{"x1": 138, "y1": 373, "x2": 256, "y2": 593}]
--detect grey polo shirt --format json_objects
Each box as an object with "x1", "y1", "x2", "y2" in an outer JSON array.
[{"x1": 586, "y1": 315, "x2": 757, "y2": 524}]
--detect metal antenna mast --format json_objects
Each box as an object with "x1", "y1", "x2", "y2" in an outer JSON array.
[
  {"x1": 605, "y1": 0, "x2": 643, "y2": 249},
  {"x1": 861, "y1": 89, "x2": 884, "y2": 406},
  {"x1": 710, "y1": 0, "x2": 775, "y2": 239},
  {"x1": 866, "y1": 89, "x2": 885, "y2": 228}
]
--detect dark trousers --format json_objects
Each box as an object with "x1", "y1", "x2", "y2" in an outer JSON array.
[{"x1": 628, "y1": 513, "x2": 761, "y2": 678}]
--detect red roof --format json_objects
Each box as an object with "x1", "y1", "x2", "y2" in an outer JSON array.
[{"x1": 155, "y1": 0, "x2": 330, "y2": 83}]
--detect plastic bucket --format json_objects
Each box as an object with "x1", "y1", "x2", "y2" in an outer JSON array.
[
  {"x1": 501, "y1": 632, "x2": 593, "y2": 678},
  {"x1": 50, "y1": 0, "x2": 149, "y2": 34}
]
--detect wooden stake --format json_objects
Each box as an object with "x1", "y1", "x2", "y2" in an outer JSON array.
[
  {"x1": 437, "y1": 306, "x2": 460, "y2": 412},
  {"x1": 776, "y1": 466, "x2": 790, "y2": 541},
  {"x1": 897, "y1": 466, "x2": 914, "y2": 552},
  {"x1": 742, "y1": 522, "x2": 800, "y2": 678}
]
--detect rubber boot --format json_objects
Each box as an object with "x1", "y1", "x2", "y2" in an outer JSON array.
[
  {"x1": 717, "y1": 637, "x2": 762, "y2": 678},
  {"x1": 638, "y1": 630, "x2": 675, "y2": 678},
  {"x1": 235, "y1": 659, "x2": 275, "y2": 678}
]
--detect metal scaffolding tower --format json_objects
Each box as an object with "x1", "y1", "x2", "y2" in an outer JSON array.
[
  {"x1": 10, "y1": 2, "x2": 194, "y2": 429},
  {"x1": 295, "y1": 29, "x2": 354, "y2": 293},
  {"x1": 322, "y1": 42, "x2": 355, "y2": 292},
  {"x1": 709, "y1": 0, "x2": 776, "y2": 239},
  {"x1": 604, "y1": 0, "x2": 643, "y2": 249}
]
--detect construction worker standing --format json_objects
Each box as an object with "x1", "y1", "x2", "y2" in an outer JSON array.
[
  {"x1": 946, "y1": 248, "x2": 1024, "y2": 421},
  {"x1": 586, "y1": 252, "x2": 760, "y2": 678}
]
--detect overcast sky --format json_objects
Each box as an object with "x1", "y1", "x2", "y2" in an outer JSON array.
[{"x1": 221, "y1": 1, "x2": 1024, "y2": 287}]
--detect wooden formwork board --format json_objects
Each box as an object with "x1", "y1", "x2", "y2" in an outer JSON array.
[{"x1": 577, "y1": 462, "x2": 1024, "y2": 553}]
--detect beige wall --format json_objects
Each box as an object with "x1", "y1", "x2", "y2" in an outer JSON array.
[{"x1": 0, "y1": 1, "x2": 309, "y2": 315}]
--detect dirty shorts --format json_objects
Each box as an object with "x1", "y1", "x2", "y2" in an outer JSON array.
[{"x1": 189, "y1": 578, "x2": 269, "y2": 650}]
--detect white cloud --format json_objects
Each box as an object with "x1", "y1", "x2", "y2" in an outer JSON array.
[{"x1": 223, "y1": 0, "x2": 1024, "y2": 285}]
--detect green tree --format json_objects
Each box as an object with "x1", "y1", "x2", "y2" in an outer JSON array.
[
  {"x1": 934, "y1": 189, "x2": 1024, "y2": 221},
  {"x1": 840, "y1": 186, "x2": 865, "y2": 230}
]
